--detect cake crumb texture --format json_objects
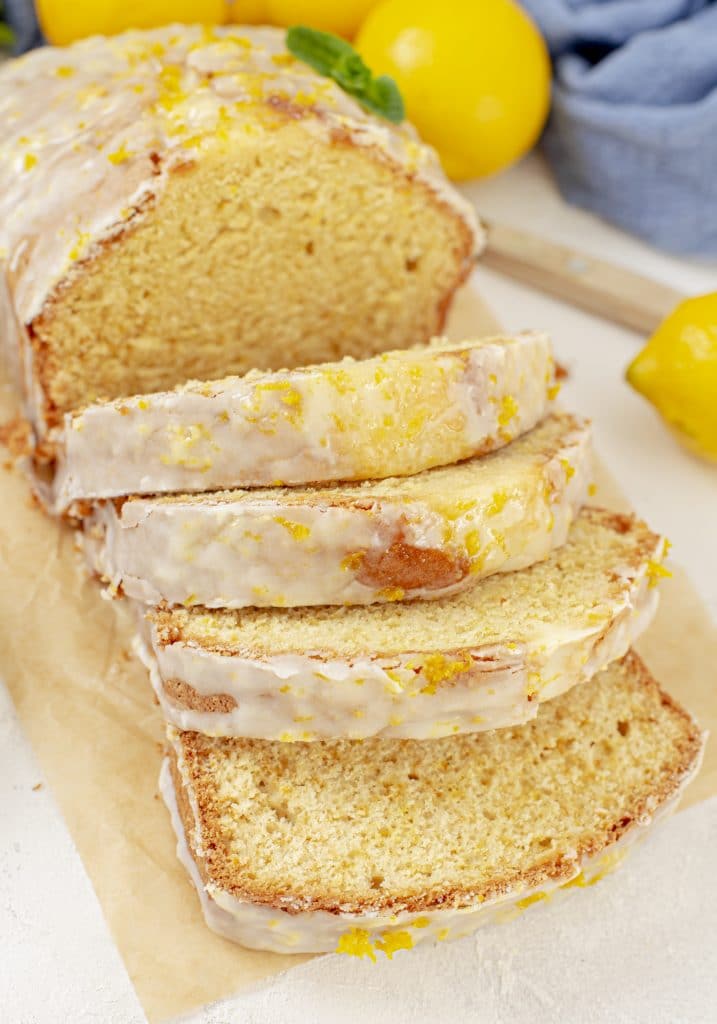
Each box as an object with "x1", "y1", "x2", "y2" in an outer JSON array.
[{"x1": 172, "y1": 652, "x2": 702, "y2": 914}]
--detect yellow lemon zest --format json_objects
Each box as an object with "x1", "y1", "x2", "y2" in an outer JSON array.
[
  {"x1": 336, "y1": 928, "x2": 376, "y2": 961},
  {"x1": 487, "y1": 489, "x2": 509, "y2": 516},
  {"x1": 374, "y1": 931, "x2": 414, "y2": 959},
  {"x1": 646, "y1": 560, "x2": 672, "y2": 588},
  {"x1": 419, "y1": 652, "x2": 472, "y2": 695},
  {"x1": 340, "y1": 551, "x2": 365, "y2": 572},
  {"x1": 107, "y1": 142, "x2": 133, "y2": 164},
  {"x1": 273, "y1": 516, "x2": 310, "y2": 541},
  {"x1": 560, "y1": 458, "x2": 576, "y2": 481},
  {"x1": 68, "y1": 231, "x2": 90, "y2": 261},
  {"x1": 497, "y1": 394, "x2": 518, "y2": 428},
  {"x1": 516, "y1": 890, "x2": 549, "y2": 910}
]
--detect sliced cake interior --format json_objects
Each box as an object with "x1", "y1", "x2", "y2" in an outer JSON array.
[
  {"x1": 1, "y1": 26, "x2": 479, "y2": 429},
  {"x1": 164, "y1": 652, "x2": 703, "y2": 954}
]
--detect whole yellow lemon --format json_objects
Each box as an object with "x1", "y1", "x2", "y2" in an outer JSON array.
[
  {"x1": 226, "y1": 0, "x2": 269, "y2": 24},
  {"x1": 37, "y1": 0, "x2": 227, "y2": 46},
  {"x1": 356, "y1": 0, "x2": 551, "y2": 179},
  {"x1": 264, "y1": 0, "x2": 382, "y2": 38},
  {"x1": 627, "y1": 293, "x2": 717, "y2": 462}
]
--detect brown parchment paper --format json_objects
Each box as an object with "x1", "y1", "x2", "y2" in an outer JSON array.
[{"x1": 1, "y1": 286, "x2": 715, "y2": 1023}]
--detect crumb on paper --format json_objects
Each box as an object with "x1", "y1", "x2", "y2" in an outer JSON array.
[
  {"x1": 32, "y1": 782, "x2": 43, "y2": 792},
  {"x1": 0, "y1": 416, "x2": 32, "y2": 458}
]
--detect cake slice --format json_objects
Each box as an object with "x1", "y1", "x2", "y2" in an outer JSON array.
[
  {"x1": 0, "y1": 26, "x2": 480, "y2": 438},
  {"x1": 84, "y1": 413, "x2": 591, "y2": 608},
  {"x1": 45, "y1": 332, "x2": 556, "y2": 513},
  {"x1": 141, "y1": 507, "x2": 666, "y2": 740},
  {"x1": 162, "y1": 651, "x2": 704, "y2": 955}
]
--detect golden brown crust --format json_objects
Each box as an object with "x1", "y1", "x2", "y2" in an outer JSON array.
[
  {"x1": 163, "y1": 677, "x2": 237, "y2": 714},
  {"x1": 167, "y1": 746, "x2": 212, "y2": 892},
  {"x1": 357, "y1": 540, "x2": 469, "y2": 592},
  {"x1": 171, "y1": 651, "x2": 703, "y2": 916},
  {"x1": 28, "y1": 189, "x2": 160, "y2": 430}
]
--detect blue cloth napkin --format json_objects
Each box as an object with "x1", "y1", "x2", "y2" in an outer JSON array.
[
  {"x1": 521, "y1": 0, "x2": 717, "y2": 256},
  {"x1": 4, "y1": 0, "x2": 42, "y2": 54}
]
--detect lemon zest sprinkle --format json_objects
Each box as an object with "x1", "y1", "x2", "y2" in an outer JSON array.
[
  {"x1": 274, "y1": 516, "x2": 310, "y2": 541},
  {"x1": 498, "y1": 394, "x2": 519, "y2": 428},
  {"x1": 107, "y1": 143, "x2": 133, "y2": 165},
  {"x1": 340, "y1": 551, "x2": 365, "y2": 572},
  {"x1": 336, "y1": 928, "x2": 376, "y2": 961},
  {"x1": 419, "y1": 652, "x2": 473, "y2": 695},
  {"x1": 560, "y1": 458, "x2": 576, "y2": 481},
  {"x1": 487, "y1": 490, "x2": 509, "y2": 516},
  {"x1": 516, "y1": 890, "x2": 549, "y2": 910},
  {"x1": 646, "y1": 560, "x2": 671, "y2": 587},
  {"x1": 374, "y1": 931, "x2": 413, "y2": 959}
]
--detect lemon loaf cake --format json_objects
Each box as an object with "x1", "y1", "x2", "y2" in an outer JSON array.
[
  {"x1": 162, "y1": 652, "x2": 703, "y2": 955},
  {"x1": 141, "y1": 508, "x2": 666, "y2": 740},
  {"x1": 0, "y1": 26, "x2": 480, "y2": 438},
  {"x1": 45, "y1": 332, "x2": 556, "y2": 513},
  {"x1": 84, "y1": 412, "x2": 591, "y2": 609}
]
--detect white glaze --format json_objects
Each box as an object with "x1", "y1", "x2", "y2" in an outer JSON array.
[
  {"x1": 160, "y1": 730, "x2": 703, "y2": 955},
  {"x1": 82, "y1": 413, "x2": 591, "y2": 608},
  {"x1": 0, "y1": 25, "x2": 481, "y2": 435},
  {"x1": 47, "y1": 332, "x2": 556, "y2": 512},
  {"x1": 140, "y1": 532, "x2": 665, "y2": 740}
]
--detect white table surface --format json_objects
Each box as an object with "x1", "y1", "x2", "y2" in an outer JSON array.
[{"x1": 2, "y1": 153, "x2": 716, "y2": 1024}]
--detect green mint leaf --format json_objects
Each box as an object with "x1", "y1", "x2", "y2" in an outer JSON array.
[
  {"x1": 286, "y1": 26, "x2": 354, "y2": 77},
  {"x1": 286, "y1": 25, "x2": 404, "y2": 125},
  {"x1": 332, "y1": 52, "x2": 372, "y2": 94},
  {"x1": 364, "y1": 75, "x2": 405, "y2": 124}
]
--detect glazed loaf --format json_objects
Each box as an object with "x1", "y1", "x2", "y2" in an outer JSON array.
[{"x1": 0, "y1": 25, "x2": 480, "y2": 436}]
